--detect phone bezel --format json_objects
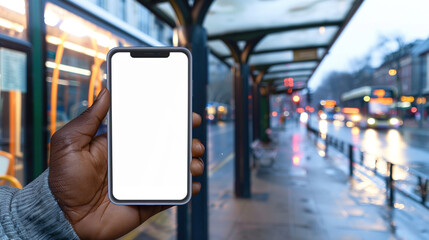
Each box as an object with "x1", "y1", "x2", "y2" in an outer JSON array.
[{"x1": 107, "y1": 47, "x2": 192, "y2": 205}]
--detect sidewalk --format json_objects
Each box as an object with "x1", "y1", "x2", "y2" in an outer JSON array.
[{"x1": 209, "y1": 122, "x2": 428, "y2": 240}]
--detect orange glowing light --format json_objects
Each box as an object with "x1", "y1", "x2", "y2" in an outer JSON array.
[
  {"x1": 411, "y1": 107, "x2": 418, "y2": 113},
  {"x1": 272, "y1": 111, "x2": 278, "y2": 117},
  {"x1": 296, "y1": 108, "x2": 305, "y2": 113},
  {"x1": 292, "y1": 156, "x2": 301, "y2": 166},
  {"x1": 417, "y1": 97, "x2": 427, "y2": 104},
  {"x1": 309, "y1": 107, "x2": 315, "y2": 113},
  {"x1": 371, "y1": 98, "x2": 393, "y2": 105},
  {"x1": 323, "y1": 100, "x2": 336, "y2": 108},
  {"x1": 373, "y1": 89, "x2": 386, "y2": 98},
  {"x1": 342, "y1": 107, "x2": 360, "y2": 114},
  {"x1": 388, "y1": 69, "x2": 397, "y2": 76},
  {"x1": 293, "y1": 95, "x2": 300, "y2": 103},
  {"x1": 401, "y1": 96, "x2": 414, "y2": 103}
]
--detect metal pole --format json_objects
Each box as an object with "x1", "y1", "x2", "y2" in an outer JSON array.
[
  {"x1": 234, "y1": 63, "x2": 251, "y2": 198},
  {"x1": 388, "y1": 163, "x2": 395, "y2": 207},
  {"x1": 423, "y1": 179, "x2": 428, "y2": 205},
  {"x1": 374, "y1": 158, "x2": 378, "y2": 174},
  {"x1": 418, "y1": 177, "x2": 428, "y2": 205},
  {"x1": 325, "y1": 135, "x2": 328, "y2": 157},
  {"x1": 190, "y1": 25, "x2": 209, "y2": 240},
  {"x1": 175, "y1": 24, "x2": 209, "y2": 240},
  {"x1": 348, "y1": 144, "x2": 354, "y2": 177},
  {"x1": 266, "y1": 92, "x2": 271, "y2": 131},
  {"x1": 28, "y1": 0, "x2": 48, "y2": 182},
  {"x1": 252, "y1": 83, "x2": 260, "y2": 141},
  {"x1": 259, "y1": 91, "x2": 269, "y2": 143}
]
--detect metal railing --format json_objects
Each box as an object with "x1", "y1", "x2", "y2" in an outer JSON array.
[{"x1": 306, "y1": 124, "x2": 429, "y2": 209}]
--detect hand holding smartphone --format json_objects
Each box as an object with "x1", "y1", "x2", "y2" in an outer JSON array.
[{"x1": 107, "y1": 47, "x2": 192, "y2": 205}]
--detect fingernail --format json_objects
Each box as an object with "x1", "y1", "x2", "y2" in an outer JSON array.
[{"x1": 95, "y1": 88, "x2": 107, "y2": 102}]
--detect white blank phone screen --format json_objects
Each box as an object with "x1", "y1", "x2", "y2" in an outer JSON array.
[{"x1": 111, "y1": 51, "x2": 189, "y2": 201}]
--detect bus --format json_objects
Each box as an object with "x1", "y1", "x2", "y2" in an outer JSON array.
[
  {"x1": 341, "y1": 86, "x2": 402, "y2": 128},
  {"x1": 206, "y1": 102, "x2": 231, "y2": 123}
]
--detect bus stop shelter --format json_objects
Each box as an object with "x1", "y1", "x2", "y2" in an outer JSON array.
[{"x1": 132, "y1": 0, "x2": 364, "y2": 239}]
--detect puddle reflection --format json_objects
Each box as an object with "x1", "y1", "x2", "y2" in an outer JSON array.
[{"x1": 362, "y1": 129, "x2": 381, "y2": 156}]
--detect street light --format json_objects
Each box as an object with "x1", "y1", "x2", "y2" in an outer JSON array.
[
  {"x1": 293, "y1": 95, "x2": 300, "y2": 103},
  {"x1": 388, "y1": 69, "x2": 397, "y2": 76}
]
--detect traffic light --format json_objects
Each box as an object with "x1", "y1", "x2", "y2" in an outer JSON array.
[
  {"x1": 293, "y1": 95, "x2": 300, "y2": 103},
  {"x1": 284, "y1": 77, "x2": 294, "y2": 87}
]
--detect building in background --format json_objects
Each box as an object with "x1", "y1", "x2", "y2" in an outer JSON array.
[
  {"x1": 372, "y1": 41, "x2": 421, "y2": 96},
  {"x1": 370, "y1": 40, "x2": 427, "y2": 122},
  {"x1": 411, "y1": 39, "x2": 429, "y2": 126}
]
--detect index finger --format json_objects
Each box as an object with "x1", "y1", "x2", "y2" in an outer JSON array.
[{"x1": 193, "y1": 113, "x2": 202, "y2": 128}]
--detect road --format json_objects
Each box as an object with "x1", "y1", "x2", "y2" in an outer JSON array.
[
  {"x1": 207, "y1": 121, "x2": 234, "y2": 175},
  {"x1": 207, "y1": 121, "x2": 235, "y2": 210},
  {"x1": 308, "y1": 116, "x2": 429, "y2": 174}
]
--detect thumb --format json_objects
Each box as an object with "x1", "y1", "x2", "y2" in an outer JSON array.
[{"x1": 51, "y1": 88, "x2": 110, "y2": 148}]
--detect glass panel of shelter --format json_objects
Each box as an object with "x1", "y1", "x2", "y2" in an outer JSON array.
[
  {"x1": 0, "y1": 0, "x2": 28, "y2": 186},
  {"x1": 44, "y1": 2, "x2": 132, "y2": 137}
]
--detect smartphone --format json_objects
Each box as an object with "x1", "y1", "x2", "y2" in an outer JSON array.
[{"x1": 107, "y1": 47, "x2": 192, "y2": 205}]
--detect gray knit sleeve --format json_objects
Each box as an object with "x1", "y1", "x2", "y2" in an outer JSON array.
[{"x1": 0, "y1": 169, "x2": 79, "y2": 239}]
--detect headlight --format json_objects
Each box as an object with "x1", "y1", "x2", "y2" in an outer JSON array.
[
  {"x1": 351, "y1": 114, "x2": 361, "y2": 122},
  {"x1": 389, "y1": 118, "x2": 399, "y2": 125},
  {"x1": 320, "y1": 113, "x2": 327, "y2": 120},
  {"x1": 367, "y1": 118, "x2": 376, "y2": 125},
  {"x1": 300, "y1": 112, "x2": 309, "y2": 123}
]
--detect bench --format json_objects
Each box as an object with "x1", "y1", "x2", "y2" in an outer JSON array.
[{"x1": 251, "y1": 140, "x2": 278, "y2": 168}]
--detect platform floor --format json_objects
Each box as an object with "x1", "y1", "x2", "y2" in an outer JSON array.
[
  {"x1": 121, "y1": 122, "x2": 429, "y2": 240},
  {"x1": 209, "y1": 123, "x2": 429, "y2": 240}
]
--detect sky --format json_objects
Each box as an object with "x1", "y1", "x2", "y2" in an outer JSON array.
[{"x1": 308, "y1": 0, "x2": 429, "y2": 90}]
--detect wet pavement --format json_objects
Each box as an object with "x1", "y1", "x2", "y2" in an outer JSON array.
[
  {"x1": 209, "y1": 121, "x2": 429, "y2": 240},
  {"x1": 121, "y1": 120, "x2": 429, "y2": 239},
  {"x1": 308, "y1": 116, "x2": 429, "y2": 175},
  {"x1": 207, "y1": 121, "x2": 235, "y2": 174}
]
